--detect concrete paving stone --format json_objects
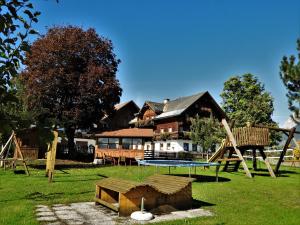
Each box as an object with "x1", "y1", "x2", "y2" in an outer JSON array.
[
  {"x1": 36, "y1": 204, "x2": 48, "y2": 208},
  {"x1": 53, "y1": 206, "x2": 73, "y2": 211},
  {"x1": 36, "y1": 216, "x2": 58, "y2": 222},
  {"x1": 88, "y1": 220, "x2": 116, "y2": 225},
  {"x1": 36, "y1": 202, "x2": 213, "y2": 225},
  {"x1": 55, "y1": 213, "x2": 83, "y2": 220},
  {"x1": 53, "y1": 204, "x2": 65, "y2": 207},
  {"x1": 54, "y1": 209, "x2": 73, "y2": 215},
  {"x1": 187, "y1": 208, "x2": 213, "y2": 217},
  {"x1": 66, "y1": 220, "x2": 85, "y2": 225},
  {"x1": 36, "y1": 207, "x2": 52, "y2": 212},
  {"x1": 47, "y1": 222, "x2": 63, "y2": 225},
  {"x1": 36, "y1": 211, "x2": 55, "y2": 217}
]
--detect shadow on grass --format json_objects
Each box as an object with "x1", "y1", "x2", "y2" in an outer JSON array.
[
  {"x1": 165, "y1": 174, "x2": 231, "y2": 183},
  {"x1": 52, "y1": 174, "x2": 107, "y2": 183},
  {"x1": 0, "y1": 190, "x2": 95, "y2": 203},
  {"x1": 192, "y1": 199, "x2": 215, "y2": 208},
  {"x1": 29, "y1": 163, "x2": 105, "y2": 170},
  {"x1": 13, "y1": 170, "x2": 26, "y2": 174}
]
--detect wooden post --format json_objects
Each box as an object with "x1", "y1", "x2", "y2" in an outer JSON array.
[
  {"x1": 252, "y1": 149, "x2": 257, "y2": 171},
  {"x1": 275, "y1": 127, "x2": 296, "y2": 174},
  {"x1": 12, "y1": 132, "x2": 29, "y2": 175},
  {"x1": 233, "y1": 148, "x2": 245, "y2": 171},
  {"x1": 258, "y1": 148, "x2": 276, "y2": 178},
  {"x1": 222, "y1": 119, "x2": 252, "y2": 178},
  {"x1": 223, "y1": 148, "x2": 234, "y2": 171},
  {"x1": 46, "y1": 131, "x2": 58, "y2": 183}
]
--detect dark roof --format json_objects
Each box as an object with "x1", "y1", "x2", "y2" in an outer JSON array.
[
  {"x1": 101, "y1": 100, "x2": 140, "y2": 121},
  {"x1": 145, "y1": 101, "x2": 164, "y2": 113},
  {"x1": 154, "y1": 91, "x2": 227, "y2": 120},
  {"x1": 96, "y1": 174, "x2": 194, "y2": 195},
  {"x1": 154, "y1": 92, "x2": 206, "y2": 120},
  {"x1": 95, "y1": 128, "x2": 153, "y2": 138},
  {"x1": 163, "y1": 92, "x2": 205, "y2": 112},
  {"x1": 114, "y1": 100, "x2": 140, "y2": 111}
]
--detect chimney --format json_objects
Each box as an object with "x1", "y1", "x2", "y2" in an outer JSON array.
[
  {"x1": 163, "y1": 98, "x2": 170, "y2": 104},
  {"x1": 163, "y1": 98, "x2": 170, "y2": 112}
]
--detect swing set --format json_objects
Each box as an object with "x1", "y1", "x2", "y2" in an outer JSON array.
[
  {"x1": 0, "y1": 130, "x2": 58, "y2": 182},
  {"x1": 209, "y1": 119, "x2": 299, "y2": 178},
  {"x1": 0, "y1": 131, "x2": 30, "y2": 175}
]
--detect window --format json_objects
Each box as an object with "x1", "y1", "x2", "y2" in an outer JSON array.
[
  {"x1": 183, "y1": 143, "x2": 189, "y2": 151},
  {"x1": 160, "y1": 128, "x2": 164, "y2": 133},
  {"x1": 160, "y1": 143, "x2": 164, "y2": 150},
  {"x1": 192, "y1": 144, "x2": 197, "y2": 152},
  {"x1": 132, "y1": 138, "x2": 142, "y2": 149},
  {"x1": 122, "y1": 138, "x2": 132, "y2": 149},
  {"x1": 168, "y1": 127, "x2": 172, "y2": 132},
  {"x1": 108, "y1": 138, "x2": 118, "y2": 149},
  {"x1": 179, "y1": 126, "x2": 183, "y2": 132},
  {"x1": 167, "y1": 143, "x2": 171, "y2": 150},
  {"x1": 98, "y1": 138, "x2": 119, "y2": 149},
  {"x1": 98, "y1": 138, "x2": 108, "y2": 149}
]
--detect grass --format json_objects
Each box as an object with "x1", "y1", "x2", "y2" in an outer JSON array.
[{"x1": 0, "y1": 161, "x2": 299, "y2": 225}]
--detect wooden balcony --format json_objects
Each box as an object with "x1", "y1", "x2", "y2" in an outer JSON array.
[{"x1": 95, "y1": 148, "x2": 144, "y2": 159}]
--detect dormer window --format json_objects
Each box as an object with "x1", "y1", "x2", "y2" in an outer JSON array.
[
  {"x1": 160, "y1": 128, "x2": 164, "y2": 133},
  {"x1": 168, "y1": 128, "x2": 172, "y2": 132}
]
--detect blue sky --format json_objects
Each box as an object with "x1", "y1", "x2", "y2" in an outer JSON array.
[{"x1": 31, "y1": 0, "x2": 300, "y2": 126}]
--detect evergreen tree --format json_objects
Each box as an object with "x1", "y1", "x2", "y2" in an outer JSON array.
[{"x1": 279, "y1": 38, "x2": 300, "y2": 121}]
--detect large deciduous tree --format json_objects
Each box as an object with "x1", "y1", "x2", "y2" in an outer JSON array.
[
  {"x1": 190, "y1": 115, "x2": 225, "y2": 152},
  {"x1": 279, "y1": 38, "x2": 300, "y2": 122},
  {"x1": 221, "y1": 74, "x2": 281, "y2": 145},
  {"x1": 21, "y1": 26, "x2": 122, "y2": 153}
]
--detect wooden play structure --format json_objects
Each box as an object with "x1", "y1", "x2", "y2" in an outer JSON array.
[
  {"x1": 0, "y1": 131, "x2": 30, "y2": 175},
  {"x1": 209, "y1": 119, "x2": 300, "y2": 178},
  {"x1": 0, "y1": 130, "x2": 59, "y2": 182},
  {"x1": 95, "y1": 174, "x2": 194, "y2": 216}
]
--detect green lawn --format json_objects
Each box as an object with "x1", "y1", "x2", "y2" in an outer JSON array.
[{"x1": 0, "y1": 161, "x2": 299, "y2": 225}]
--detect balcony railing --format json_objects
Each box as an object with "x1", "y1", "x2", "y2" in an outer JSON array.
[{"x1": 153, "y1": 131, "x2": 191, "y2": 140}]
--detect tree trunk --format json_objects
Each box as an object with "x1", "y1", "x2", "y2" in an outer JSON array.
[{"x1": 65, "y1": 126, "x2": 76, "y2": 159}]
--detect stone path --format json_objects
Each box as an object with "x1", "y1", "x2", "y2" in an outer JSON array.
[{"x1": 36, "y1": 202, "x2": 213, "y2": 225}]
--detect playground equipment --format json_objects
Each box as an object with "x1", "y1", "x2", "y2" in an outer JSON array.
[
  {"x1": 0, "y1": 131, "x2": 30, "y2": 175},
  {"x1": 0, "y1": 130, "x2": 59, "y2": 182},
  {"x1": 138, "y1": 159, "x2": 220, "y2": 181},
  {"x1": 209, "y1": 119, "x2": 300, "y2": 178},
  {"x1": 95, "y1": 174, "x2": 194, "y2": 216}
]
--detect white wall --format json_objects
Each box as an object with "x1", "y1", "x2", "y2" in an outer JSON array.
[
  {"x1": 74, "y1": 138, "x2": 96, "y2": 147},
  {"x1": 152, "y1": 140, "x2": 201, "y2": 152}
]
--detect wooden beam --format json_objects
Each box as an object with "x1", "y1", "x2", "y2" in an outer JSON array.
[
  {"x1": 222, "y1": 119, "x2": 252, "y2": 178},
  {"x1": 253, "y1": 124, "x2": 300, "y2": 134},
  {"x1": 252, "y1": 149, "x2": 257, "y2": 171},
  {"x1": 12, "y1": 132, "x2": 29, "y2": 176},
  {"x1": 46, "y1": 131, "x2": 58, "y2": 182},
  {"x1": 258, "y1": 148, "x2": 276, "y2": 178},
  {"x1": 275, "y1": 127, "x2": 296, "y2": 174}
]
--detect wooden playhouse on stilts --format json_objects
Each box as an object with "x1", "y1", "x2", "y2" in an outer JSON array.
[
  {"x1": 209, "y1": 119, "x2": 299, "y2": 178},
  {"x1": 95, "y1": 174, "x2": 194, "y2": 216}
]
